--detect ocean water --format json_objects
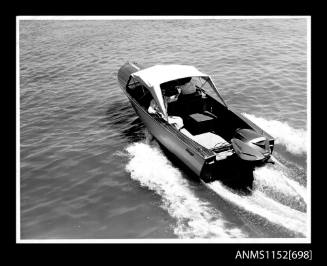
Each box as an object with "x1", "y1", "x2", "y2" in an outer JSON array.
[{"x1": 19, "y1": 18, "x2": 308, "y2": 239}]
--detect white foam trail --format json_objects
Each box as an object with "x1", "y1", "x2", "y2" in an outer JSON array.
[
  {"x1": 271, "y1": 156, "x2": 284, "y2": 167},
  {"x1": 242, "y1": 113, "x2": 307, "y2": 155},
  {"x1": 283, "y1": 176, "x2": 307, "y2": 203},
  {"x1": 271, "y1": 156, "x2": 307, "y2": 202},
  {"x1": 125, "y1": 142, "x2": 246, "y2": 239},
  {"x1": 206, "y1": 181, "x2": 307, "y2": 236},
  {"x1": 254, "y1": 166, "x2": 307, "y2": 203}
]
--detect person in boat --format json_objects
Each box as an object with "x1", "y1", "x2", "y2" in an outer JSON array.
[
  {"x1": 147, "y1": 98, "x2": 161, "y2": 115},
  {"x1": 177, "y1": 77, "x2": 197, "y2": 96},
  {"x1": 148, "y1": 85, "x2": 180, "y2": 115},
  {"x1": 148, "y1": 86, "x2": 183, "y2": 129}
]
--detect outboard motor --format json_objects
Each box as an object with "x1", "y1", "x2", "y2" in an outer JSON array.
[{"x1": 231, "y1": 128, "x2": 271, "y2": 163}]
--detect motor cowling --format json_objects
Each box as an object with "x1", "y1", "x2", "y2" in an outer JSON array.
[{"x1": 231, "y1": 128, "x2": 271, "y2": 162}]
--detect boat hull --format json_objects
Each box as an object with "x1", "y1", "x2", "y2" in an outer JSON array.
[
  {"x1": 117, "y1": 61, "x2": 274, "y2": 186},
  {"x1": 117, "y1": 62, "x2": 212, "y2": 177}
]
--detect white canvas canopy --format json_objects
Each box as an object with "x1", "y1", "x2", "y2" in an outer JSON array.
[{"x1": 131, "y1": 65, "x2": 208, "y2": 117}]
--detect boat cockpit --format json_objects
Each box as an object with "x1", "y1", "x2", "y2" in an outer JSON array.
[{"x1": 126, "y1": 75, "x2": 248, "y2": 156}]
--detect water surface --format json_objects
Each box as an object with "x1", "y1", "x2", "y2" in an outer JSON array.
[{"x1": 20, "y1": 18, "x2": 308, "y2": 239}]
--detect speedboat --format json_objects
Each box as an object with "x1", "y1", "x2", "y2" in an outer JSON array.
[{"x1": 118, "y1": 62, "x2": 274, "y2": 184}]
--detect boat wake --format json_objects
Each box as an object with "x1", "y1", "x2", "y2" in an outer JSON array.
[
  {"x1": 242, "y1": 113, "x2": 307, "y2": 156},
  {"x1": 253, "y1": 164, "x2": 307, "y2": 210},
  {"x1": 206, "y1": 180, "x2": 307, "y2": 236},
  {"x1": 124, "y1": 141, "x2": 246, "y2": 239},
  {"x1": 205, "y1": 113, "x2": 308, "y2": 237},
  {"x1": 123, "y1": 114, "x2": 308, "y2": 238}
]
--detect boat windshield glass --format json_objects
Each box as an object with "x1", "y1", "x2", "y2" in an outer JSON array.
[{"x1": 192, "y1": 76, "x2": 227, "y2": 107}]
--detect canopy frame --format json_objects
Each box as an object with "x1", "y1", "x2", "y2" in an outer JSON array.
[{"x1": 130, "y1": 65, "x2": 226, "y2": 118}]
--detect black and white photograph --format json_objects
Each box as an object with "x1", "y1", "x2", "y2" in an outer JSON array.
[{"x1": 17, "y1": 16, "x2": 310, "y2": 243}]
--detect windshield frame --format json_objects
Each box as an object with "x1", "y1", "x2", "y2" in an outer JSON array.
[{"x1": 196, "y1": 76, "x2": 228, "y2": 108}]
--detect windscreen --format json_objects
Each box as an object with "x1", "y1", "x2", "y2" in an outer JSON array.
[{"x1": 191, "y1": 76, "x2": 227, "y2": 107}]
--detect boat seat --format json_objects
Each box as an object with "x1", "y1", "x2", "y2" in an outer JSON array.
[
  {"x1": 180, "y1": 129, "x2": 228, "y2": 150},
  {"x1": 167, "y1": 91, "x2": 203, "y2": 116},
  {"x1": 185, "y1": 112, "x2": 215, "y2": 135}
]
